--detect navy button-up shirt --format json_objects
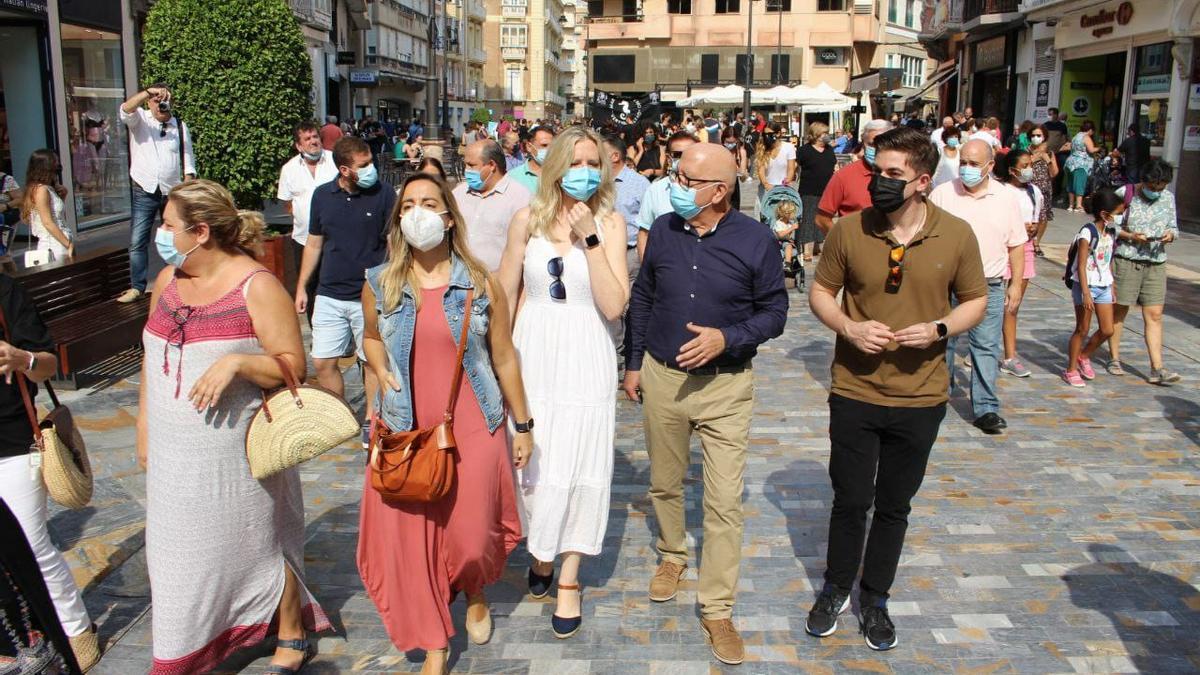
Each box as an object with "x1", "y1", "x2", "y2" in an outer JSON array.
[{"x1": 625, "y1": 208, "x2": 788, "y2": 371}]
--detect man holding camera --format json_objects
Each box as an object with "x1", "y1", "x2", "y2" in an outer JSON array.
[{"x1": 118, "y1": 84, "x2": 196, "y2": 303}]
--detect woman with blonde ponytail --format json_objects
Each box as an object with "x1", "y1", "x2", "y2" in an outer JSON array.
[
  {"x1": 359, "y1": 173, "x2": 533, "y2": 674},
  {"x1": 137, "y1": 178, "x2": 329, "y2": 674}
]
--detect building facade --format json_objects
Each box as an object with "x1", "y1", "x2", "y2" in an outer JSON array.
[
  {"x1": 483, "y1": 0, "x2": 568, "y2": 121},
  {"x1": 562, "y1": 0, "x2": 588, "y2": 116},
  {"x1": 582, "y1": 0, "x2": 891, "y2": 114},
  {"x1": 441, "y1": 0, "x2": 487, "y2": 132},
  {"x1": 916, "y1": 0, "x2": 1200, "y2": 229},
  {"x1": 292, "y1": 0, "x2": 371, "y2": 123}
]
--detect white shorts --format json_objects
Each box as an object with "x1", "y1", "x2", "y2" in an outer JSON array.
[{"x1": 311, "y1": 295, "x2": 365, "y2": 360}]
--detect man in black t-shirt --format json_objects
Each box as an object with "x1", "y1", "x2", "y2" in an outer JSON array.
[{"x1": 1116, "y1": 123, "x2": 1150, "y2": 184}]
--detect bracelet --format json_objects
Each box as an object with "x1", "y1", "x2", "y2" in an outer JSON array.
[{"x1": 25, "y1": 351, "x2": 35, "y2": 372}]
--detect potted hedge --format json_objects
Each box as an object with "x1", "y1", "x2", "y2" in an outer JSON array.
[{"x1": 141, "y1": 0, "x2": 313, "y2": 283}]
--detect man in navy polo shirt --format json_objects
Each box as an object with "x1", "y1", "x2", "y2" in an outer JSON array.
[
  {"x1": 622, "y1": 144, "x2": 788, "y2": 666},
  {"x1": 295, "y1": 135, "x2": 395, "y2": 445}
]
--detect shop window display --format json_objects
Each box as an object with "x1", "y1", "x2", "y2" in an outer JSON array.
[{"x1": 60, "y1": 23, "x2": 130, "y2": 230}]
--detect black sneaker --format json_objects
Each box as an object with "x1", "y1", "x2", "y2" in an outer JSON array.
[
  {"x1": 805, "y1": 589, "x2": 850, "y2": 637},
  {"x1": 860, "y1": 602, "x2": 898, "y2": 651}
]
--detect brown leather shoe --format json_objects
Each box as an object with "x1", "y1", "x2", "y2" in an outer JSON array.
[
  {"x1": 700, "y1": 618, "x2": 745, "y2": 666},
  {"x1": 648, "y1": 560, "x2": 686, "y2": 602}
]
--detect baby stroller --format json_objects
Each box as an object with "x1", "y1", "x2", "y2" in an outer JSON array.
[{"x1": 758, "y1": 185, "x2": 805, "y2": 291}]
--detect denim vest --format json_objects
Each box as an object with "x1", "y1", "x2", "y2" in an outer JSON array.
[{"x1": 365, "y1": 255, "x2": 506, "y2": 433}]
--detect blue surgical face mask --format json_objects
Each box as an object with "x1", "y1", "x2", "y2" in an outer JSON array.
[
  {"x1": 959, "y1": 164, "x2": 985, "y2": 187},
  {"x1": 947, "y1": 137, "x2": 960, "y2": 148},
  {"x1": 155, "y1": 226, "x2": 199, "y2": 268},
  {"x1": 535, "y1": 148, "x2": 549, "y2": 164},
  {"x1": 561, "y1": 167, "x2": 601, "y2": 201},
  {"x1": 1142, "y1": 187, "x2": 1161, "y2": 201},
  {"x1": 668, "y1": 179, "x2": 713, "y2": 220},
  {"x1": 864, "y1": 146, "x2": 877, "y2": 166},
  {"x1": 464, "y1": 165, "x2": 492, "y2": 192},
  {"x1": 353, "y1": 163, "x2": 378, "y2": 189}
]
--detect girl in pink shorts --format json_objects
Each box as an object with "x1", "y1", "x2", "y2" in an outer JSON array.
[{"x1": 999, "y1": 149, "x2": 1041, "y2": 378}]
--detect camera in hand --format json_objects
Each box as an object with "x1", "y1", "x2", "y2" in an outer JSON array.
[{"x1": 158, "y1": 99, "x2": 171, "y2": 113}]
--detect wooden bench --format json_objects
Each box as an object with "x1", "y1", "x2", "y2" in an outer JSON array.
[{"x1": 9, "y1": 246, "x2": 149, "y2": 388}]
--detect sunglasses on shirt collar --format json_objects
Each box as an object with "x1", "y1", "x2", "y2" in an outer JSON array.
[{"x1": 885, "y1": 244, "x2": 905, "y2": 294}]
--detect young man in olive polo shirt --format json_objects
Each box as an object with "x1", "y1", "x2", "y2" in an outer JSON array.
[{"x1": 805, "y1": 127, "x2": 988, "y2": 651}]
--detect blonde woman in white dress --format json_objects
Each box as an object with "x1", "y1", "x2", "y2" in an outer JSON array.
[
  {"x1": 497, "y1": 126, "x2": 628, "y2": 639},
  {"x1": 20, "y1": 149, "x2": 74, "y2": 262}
]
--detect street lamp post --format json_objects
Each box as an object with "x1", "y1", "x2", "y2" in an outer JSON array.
[
  {"x1": 742, "y1": 0, "x2": 754, "y2": 126},
  {"x1": 424, "y1": 9, "x2": 440, "y2": 141}
]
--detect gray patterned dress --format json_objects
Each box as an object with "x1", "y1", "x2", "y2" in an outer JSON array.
[{"x1": 142, "y1": 270, "x2": 328, "y2": 674}]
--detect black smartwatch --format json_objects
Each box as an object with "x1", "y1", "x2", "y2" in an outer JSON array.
[
  {"x1": 934, "y1": 321, "x2": 948, "y2": 340},
  {"x1": 584, "y1": 233, "x2": 601, "y2": 249},
  {"x1": 513, "y1": 418, "x2": 535, "y2": 434}
]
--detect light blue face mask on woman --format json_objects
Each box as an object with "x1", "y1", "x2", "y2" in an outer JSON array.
[
  {"x1": 155, "y1": 226, "x2": 199, "y2": 268},
  {"x1": 561, "y1": 167, "x2": 601, "y2": 201},
  {"x1": 864, "y1": 146, "x2": 877, "y2": 165}
]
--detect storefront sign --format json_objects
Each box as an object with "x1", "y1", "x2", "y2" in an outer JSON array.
[
  {"x1": 974, "y1": 36, "x2": 1007, "y2": 73},
  {"x1": 349, "y1": 69, "x2": 379, "y2": 85},
  {"x1": 1183, "y1": 125, "x2": 1200, "y2": 152},
  {"x1": 1035, "y1": 78, "x2": 1051, "y2": 107},
  {"x1": 1056, "y1": 0, "x2": 1170, "y2": 52},
  {"x1": 1135, "y1": 74, "x2": 1171, "y2": 95},
  {"x1": 1079, "y1": 1, "x2": 1133, "y2": 39},
  {"x1": 0, "y1": 0, "x2": 47, "y2": 12},
  {"x1": 336, "y1": 51, "x2": 356, "y2": 65}
]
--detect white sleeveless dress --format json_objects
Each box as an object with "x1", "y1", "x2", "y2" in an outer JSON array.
[
  {"x1": 29, "y1": 187, "x2": 71, "y2": 260},
  {"x1": 513, "y1": 234, "x2": 616, "y2": 561}
]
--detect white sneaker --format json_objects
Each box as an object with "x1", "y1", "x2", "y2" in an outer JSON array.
[{"x1": 116, "y1": 289, "x2": 143, "y2": 303}]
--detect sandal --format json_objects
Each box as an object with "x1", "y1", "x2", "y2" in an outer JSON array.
[{"x1": 264, "y1": 637, "x2": 316, "y2": 674}]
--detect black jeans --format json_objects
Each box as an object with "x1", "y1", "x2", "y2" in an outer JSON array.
[{"x1": 824, "y1": 394, "x2": 946, "y2": 602}]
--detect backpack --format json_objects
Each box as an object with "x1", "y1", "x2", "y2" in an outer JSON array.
[
  {"x1": 1063, "y1": 185, "x2": 1130, "y2": 289},
  {"x1": 1063, "y1": 223, "x2": 1099, "y2": 289}
]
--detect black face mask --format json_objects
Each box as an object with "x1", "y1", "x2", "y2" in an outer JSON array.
[{"x1": 868, "y1": 173, "x2": 919, "y2": 214}]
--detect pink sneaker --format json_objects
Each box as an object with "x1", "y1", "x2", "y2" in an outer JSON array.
[
  {"x1": 1077, "y1": 356, "x2": 1096, "y2": 380},
  {"x1": 1062, "y1": 370, "x2": 1086, "y2": 387}
]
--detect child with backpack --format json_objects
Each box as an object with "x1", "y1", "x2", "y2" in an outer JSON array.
[{"x1": 1062, "y1": 188, "x2": 1123, "y2": 387}]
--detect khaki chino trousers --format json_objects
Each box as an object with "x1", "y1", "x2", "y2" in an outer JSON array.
[{"x1": 642, "y1": 356, "x2": 753, "y2": 620}]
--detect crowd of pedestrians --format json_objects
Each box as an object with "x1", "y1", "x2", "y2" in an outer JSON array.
[{"x1": 0, "y1": 82, "x2": 1189, "y2": 675}]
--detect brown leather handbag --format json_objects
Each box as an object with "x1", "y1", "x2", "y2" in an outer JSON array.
[{"x1": 367, "y1": 289, "x2": 473, "y2": 503}]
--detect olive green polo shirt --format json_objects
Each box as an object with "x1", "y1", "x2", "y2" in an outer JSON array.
[{"x1": 815, "y1": 202, "x2": 987, "y2": 407}]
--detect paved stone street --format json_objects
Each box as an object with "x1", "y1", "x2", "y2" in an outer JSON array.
[{"x1": 48, "y1": 209, "x2": 1199, "y2": 674}]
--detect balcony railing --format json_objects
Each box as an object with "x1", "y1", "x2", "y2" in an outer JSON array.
[
  {"x1": 502, "y1": 46, "x2": 527, "y2": 60},
  {"x1": 585, "y1": 13, "x2": 643, "y2": 23},
  {"x1": 291, "y1": 0, "x2": 333, "y2": 30},
  {"x1": 585, "y1": 14, "x2": 670, "y2": 40},
  {"x1": 502, "y1": 5, "x2": 527, "y2": 17},
  {"x1": 963, "y1": 0, "x2": 1019, "y2": 24},
  {"x1": 469, "y1": 47, "x2": 487, "y2": 63},
  {"x1": 467, "y1": 1, "x2": 486, "y2": 21}
]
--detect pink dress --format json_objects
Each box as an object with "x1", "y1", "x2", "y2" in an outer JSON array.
[{"x1": 357, "y1": 287, "x2": 521, "y2": 652}]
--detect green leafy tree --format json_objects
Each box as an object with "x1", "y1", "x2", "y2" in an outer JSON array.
[
  {"x1": 470, "y1": 108, "x2": 492, "y2": 126},
  {"x1": 142, "y1": 0, "x2": 313, "y2": 208}
]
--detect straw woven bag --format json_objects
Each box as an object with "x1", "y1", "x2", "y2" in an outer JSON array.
[
  {"x1": 245, "y1": 355, "x2": 358, "y2": 479},
  {"x1": 0, "y1": 305, "x2": 92, "y2": 510},
  {"x1": 367, "y1": 289, "x2": 473, "y2": 504}
]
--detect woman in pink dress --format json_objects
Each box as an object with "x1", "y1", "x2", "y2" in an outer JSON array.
[{"x1": 358, "y1": 173, "x2": 534, "y2": 674}]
